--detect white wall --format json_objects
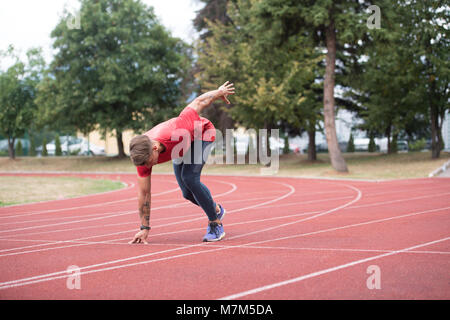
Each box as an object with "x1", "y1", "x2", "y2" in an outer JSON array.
[{"x1": 442, "y1": 110, "x2": 450, "y2": 151}]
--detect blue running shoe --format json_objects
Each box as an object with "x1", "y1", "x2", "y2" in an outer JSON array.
[
  {"x1": 202, "y1": 222, "x2": 225, "y2": 242},
  {"x1": 217, "y1": 204, "x2": 226, "y2": 221}
]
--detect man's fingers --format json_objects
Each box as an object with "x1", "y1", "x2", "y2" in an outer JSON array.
[
  {"x1": 129, "y1": 236, "x2": 149, "y2": 244},
  {"x1": 129, "y1": 236, "x2": 141, "y2": 244},
  {"x1": 226, "y1": 83, "x2": 235, "y2": 94}
]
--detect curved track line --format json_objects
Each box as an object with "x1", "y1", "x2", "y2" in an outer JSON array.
[
  {"x1": 2, "y1": 188, "x2": 447, "y2": 256},
  {"x1": 219, "y1": 236, "x2": 450, "y2": 300},
  {"x1": 0, "y1": 178, "x2": 237, "y2": 233},
  {"x1": 0, "y1": 181, "x2": 177, "y2": 219},
  {"x1": 0, "y1": 176, "x2": 134, "y2": 210},
  {"x1": 1, "y1": 184, "x2": 447, "y2": 254},
  {"x1": 0, "y1": 180, "x2": 235, "y2": 225},
  {"x1": 0, "y1": 180, "x2": 294, "y2": 287},
  {"x1": 0, "y1": 196, "x2": 448, "y2": 289},
  {"x1": 227, "y1": 183, "x2": 362, "y2": 241},
  {"x1": 0, "y1": 191, "x2": 290, "y2": 257},
  {"x1": 2, "y1": 177, "x2": 446, "y2": 292}
]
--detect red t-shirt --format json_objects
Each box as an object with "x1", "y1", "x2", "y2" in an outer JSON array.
[{"x1": 136, "y1": 107, "x2": 215, "y2": 177}]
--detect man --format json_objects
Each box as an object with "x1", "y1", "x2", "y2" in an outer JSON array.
[{"x1": 128, "y1": 81, "x2": 235, "y2": 244}]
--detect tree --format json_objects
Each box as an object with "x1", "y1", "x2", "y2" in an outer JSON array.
[
  {"x1": 42, "y1": 138, "x2": 48, "y2": 157},
  {"x1": 346, "y1": 0, "x2": 449, "y2": 158},
  {"x1": 0, "y1": 46, "x2": 44, "y2": 159},
  {"x1": 15, "y1": 140, "x2": 23, "y2": 156},
  {"x1": 404, "y1": 0, "x2": 449, "y2": 158},
  {"x1": 193, "y1": 0, "x2": 236, "y2": 133},
  {"x1": 347, "y1": 133, "x2": 355, "y2": 152},
  {"x1": 37, "y1": 0, "x2": 193, "y2": 157},
  {"x1": 283, "y1": 134, "x2": 290, "y2": 155},
  {"x1": 194, "y1": 0, "x2": 231, "y2": 40},
  {"x1": 368, "y1": 133, "x2": 377, "y2": 153},
  {"x1": 220, "y1": 0, "x2": 377, "y2": 171},
  {"x1": 29, "y1": 135, "x2": 36, "y2": 156},
  {"x1": 196, "y1": 1, "x2": 327, "y2": 164},
  {"x1": 297, "y1": 0, "x2": 380, "y2": 171}
]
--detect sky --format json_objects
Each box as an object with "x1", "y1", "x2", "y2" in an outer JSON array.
[{"x1": 0, "y1": 0, "x2": 204, "y2": 69}]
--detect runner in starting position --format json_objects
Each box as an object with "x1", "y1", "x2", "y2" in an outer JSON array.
[{"x1": 128, "y1": 81, "x2": 235, "y2": 244}]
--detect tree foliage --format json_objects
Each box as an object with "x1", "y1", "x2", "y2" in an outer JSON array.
[
  {"x1": 37, "y1": 0, "x2": 193, "y2": 157},
  {"x1": 0, "y1": 45, "x2": 44, "y2": 159},
  {"x1": 345, "y1": 0, "x2": 449, "y2": 157}
]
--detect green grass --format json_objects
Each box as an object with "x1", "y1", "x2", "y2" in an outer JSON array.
[
  {"x1": 0, "y1": 151, "x2": 449, "y2": 180},
  {"x1": 1, "y1": 152, "x2": 448, "y2": 206},
  {"x1": 0, "y1": 176, "x2": 125, "y2": 207}
]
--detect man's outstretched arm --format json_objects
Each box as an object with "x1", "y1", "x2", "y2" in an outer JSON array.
[
  {"x1": 187, "y1": 81, "x2": 235, "y2": 114},
  {"x1": 129, "y1": 175, "x2": 151, "y2": 244}
]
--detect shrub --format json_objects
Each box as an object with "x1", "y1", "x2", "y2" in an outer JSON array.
[
  {"x1": 15, "y1": 140, "x2": 23, "y2": 156},
  {"x1": 42, "y1": 138, "x2": 48, "y2": 156},
  {"x1": 347, "y1": 133, "x2": 355, "y2": 152},
  {"x1": 55, "y1": 135, "x2": 62, "y2": 156}
]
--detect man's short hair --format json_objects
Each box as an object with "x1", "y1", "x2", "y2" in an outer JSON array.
[{"x1": 129, "y1": 135, "x2": 152, "y2": 166}]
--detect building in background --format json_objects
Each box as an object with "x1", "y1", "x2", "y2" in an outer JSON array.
[
  {"x1": 78, "y1": 129, "x2": 134, "y2": 157},
  {"x1": 442, "y1": 110, "x2": 450, "y2": 152},
  {"x1": 77, "y1": 109, "x2": 450, "y2": 157}
]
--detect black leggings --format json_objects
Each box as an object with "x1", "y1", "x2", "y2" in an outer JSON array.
[{"x1": 173, "y1": 141, "x2": 217, "y2": 221}]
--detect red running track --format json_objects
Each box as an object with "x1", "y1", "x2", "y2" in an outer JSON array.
[{"x1": 0, "y1": 172, "x2": 449, "y2": 300}]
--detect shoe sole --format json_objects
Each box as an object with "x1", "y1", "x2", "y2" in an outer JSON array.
[{"x1": 203, "y1": 232, "x2": 226, "y2": 242}]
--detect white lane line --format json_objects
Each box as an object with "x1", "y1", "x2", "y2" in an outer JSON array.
[
  {"x1": 228, "y1": 183, "x2": 361, "y2": 240},
  {"x1": 0, "y1": 179, "x2": 237, "y2": 233},
  {"x1": 219, "y1": 236, "x2": 450, "y2": 300},
  {"x1": 0, "y1": 203, "x2": 448, "y2": 290},
  {"x1": 0, "y1": 176, "x2": 135, "y2": 211},
  {"x1": 0, "y1": 181, "x2": 175, "y2": 219},
  {"x1": 0, "y1": 208, "x2": 318, "y2": 255},
  {"x1": 0, "y1": 177, "x2": 235, "y2": 219},
  {"x1": 0, "y1": 181, "x2": 295, "y2": 288},
  {"x1": 0, "y1": 182, "x2": 293, "y2": 255},
  {"x1": 253, "y1": 191, "x2": 450, "y2": 211},
  {"x1": 1, "y1": 178, "x2": 446, "y2": 290},
  {"x1": 1, "y1": 180, "x2": 443, "y2": 228},
  {"x1": 1, "y1": 185, "x2": 448, "y2": 253},
  {"x1": 5, "y1": 203, "x2": 449, "y2": 253},
  {"x1": 2, "y1": 186, "x2": 446, "y2": 228},
  {"x1": 0, "y1": 199, "x2": 247, "y2": 237},
  {"x1": 5, "y1": 237, "x2": 448, "y2": 255},
  {"x1": 0, "y1": 179, "x2": 235, "y2": 223}
]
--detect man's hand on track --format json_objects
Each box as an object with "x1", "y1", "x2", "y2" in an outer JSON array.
[{"x1": 129, "y1": 229, "x2": 149, "y2": 244}]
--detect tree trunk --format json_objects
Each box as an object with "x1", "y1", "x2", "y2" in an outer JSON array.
[
  {"x1": 429, "y1": 72, "x2": 443, "y2": 159},
  {"x1": 7, "y1": 136, "x2": 15, "y2": 159},
  {"x1": 390, "y1": 133, "x2": 398, "y2": 154},
  {"x1": 323, "y1": 19, "x2": 348, "y2": 172},
  {"x1": 430, "y1": 104, "x2": 440, "y2": 159},
  {"x1": 116, "y1": 130, "x2": 126, "y2": 158},
  {"x1": 307, "y1": 128, "x2": 317, "y2": 161},
  {"x1": 386, "y1": 125, "x2": 392, "y2": 154},
  {"x1": 263, "y1": 122, "x2": 272, "y2": 167}
]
